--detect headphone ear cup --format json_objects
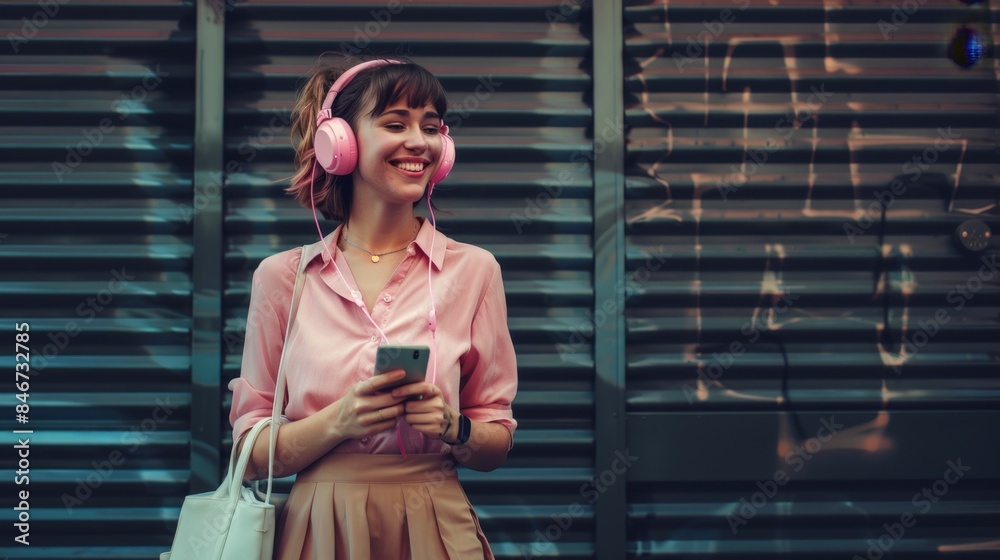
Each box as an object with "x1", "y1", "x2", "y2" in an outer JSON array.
[
  {"x1": 314, "y1": 117, "x2": 358, "y2": 175},
  {"x1": 429, "y1": 130, "x2": 455, "y2": 187}
]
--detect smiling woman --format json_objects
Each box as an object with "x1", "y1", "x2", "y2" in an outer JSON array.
[{"x1": 226, "y1": 54, "x2": 518, "y2": 560}]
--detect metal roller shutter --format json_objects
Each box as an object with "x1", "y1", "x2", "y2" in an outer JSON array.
[
  {"x1": 0, "y1": 0, "x2": 195, "y2": 558},
  {"x1": 2, "y1": 0, "x2": 995, "y2": 558},
  {"x1": 623, "y1": 1, "x2": 1000, "y2": 558}
]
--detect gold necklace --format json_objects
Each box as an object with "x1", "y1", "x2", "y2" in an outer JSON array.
[{"x1": 342, "y1": 220, "x2": 419, "y2": 263}]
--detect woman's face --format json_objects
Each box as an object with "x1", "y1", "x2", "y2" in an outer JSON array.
[{"x1": 351, "y1": 97, "x2": 443, "y2": 207}]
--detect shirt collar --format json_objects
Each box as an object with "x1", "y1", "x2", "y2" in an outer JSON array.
[
  {"x1": 312, "y1": 217, "x2": 445, "y2": 271},
  {"x1": 311, "y1": 223, "x2": 342, "y2": 268},
  {"x1": 411, "y1": 216, "x2": 446, "y2": 271}
]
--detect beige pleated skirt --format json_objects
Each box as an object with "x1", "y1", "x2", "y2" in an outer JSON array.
[{"x1": 275, "y1": 453, "x2": 494, "y2": 560}]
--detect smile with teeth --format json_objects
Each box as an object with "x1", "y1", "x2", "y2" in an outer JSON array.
[{"x1": 392, "y1": 161, "x2": 427, "y2": 172}]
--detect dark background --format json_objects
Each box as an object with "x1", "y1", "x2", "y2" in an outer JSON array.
[{"x1": 0, "y1": 0, "x2": 998, "y2": 558}]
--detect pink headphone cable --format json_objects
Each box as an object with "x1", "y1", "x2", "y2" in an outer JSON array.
[{"x1": 426, "y1": 191, "x2": 439, "y2": 387}]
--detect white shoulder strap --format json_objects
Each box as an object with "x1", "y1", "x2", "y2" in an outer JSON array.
[{"x1": 263, "y1": 242, "x2": 324, "y2": 503}]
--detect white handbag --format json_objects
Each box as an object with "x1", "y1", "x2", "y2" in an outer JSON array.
[
  {"x1": 159, "y1": 417, "x2": 279, "y2": 560},
  {"x1": 161, "y1": 243, "x2": 319, "y2": 559}
]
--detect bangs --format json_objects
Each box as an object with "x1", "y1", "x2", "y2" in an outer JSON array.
[{"x1": 365, "y1": 64, "x2": 448, "y2": 121}]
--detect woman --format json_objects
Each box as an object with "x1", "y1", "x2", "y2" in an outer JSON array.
[{"x1": 228, "y1": 54, "x2": 518, "y2": 559}]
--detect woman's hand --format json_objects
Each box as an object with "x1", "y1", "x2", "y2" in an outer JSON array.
[
  {"x1": 391, "y1": 382, "x2": 460, "y2": 442},
  {"x1": 327, "y1": 370, "x2": 409, "y2": 440}
]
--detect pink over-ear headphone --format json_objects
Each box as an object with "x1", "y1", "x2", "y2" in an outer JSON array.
[{"x1": 314, "y1": 58, "x2": 456, "y2": 191}]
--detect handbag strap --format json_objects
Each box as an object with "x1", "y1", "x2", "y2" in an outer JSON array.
[
  {"x1": 221, "y1": 416, "x2": 272, "y2": 503},
  {"x1": 263, "y1": 241, "x2": 324, "y2": 503}
]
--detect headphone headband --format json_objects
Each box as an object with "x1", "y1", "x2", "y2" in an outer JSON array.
[{"x1": 319, "y1": 59, "x2": 404, "y2": 117}]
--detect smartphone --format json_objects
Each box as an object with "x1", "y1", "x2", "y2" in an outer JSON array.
[{"x1": 374, "y1": 345, "x2": 429, "y2": 391}]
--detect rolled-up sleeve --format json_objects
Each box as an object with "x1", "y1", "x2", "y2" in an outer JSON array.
[
  {"x1": 459, "y1": 262, "x2": 518, "y2": 445},
  {"x1": 228, "y1": 262, "x2": 289, "y2": 444}
]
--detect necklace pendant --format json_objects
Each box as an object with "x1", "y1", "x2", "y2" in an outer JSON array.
[{"x1": 371, "y1": 255, "x2": 380, "y2": 263}]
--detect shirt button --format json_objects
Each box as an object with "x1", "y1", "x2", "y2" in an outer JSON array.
[
  {"x1": 361, "y1": 437, "x2": 369, "y2": 442},
  {"x1": 383, "y1": 294, "x2": 391, "y2": 303},
  {"x1": 371, "y1": 334, "x2": 378, "y2": 342}
]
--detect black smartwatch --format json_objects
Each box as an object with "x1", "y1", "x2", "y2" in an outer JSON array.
[{"x1": 445, "y1": 414, "x2": 471, "y2": 445}]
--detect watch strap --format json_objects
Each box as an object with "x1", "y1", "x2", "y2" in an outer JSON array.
[{"x1": 446, "y1": 414, "x2": 471, "y2": 445}]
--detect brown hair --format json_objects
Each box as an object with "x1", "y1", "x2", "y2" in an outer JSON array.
[{"x1": 286, "y1": 53, "x2": 449, "y2": 221}]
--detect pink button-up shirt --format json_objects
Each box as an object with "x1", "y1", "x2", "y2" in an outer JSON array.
[{"x1": 228, "y1": 217, "x2": 518, "y2": 455}]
